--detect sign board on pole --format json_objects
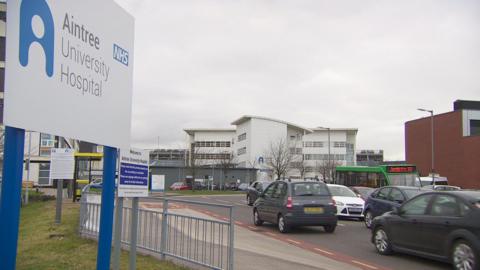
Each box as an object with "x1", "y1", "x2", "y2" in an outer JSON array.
[
  {"x1": 49, "y1": 148, "x2": 75, "y2": 180},
  {"x1": 151, "y1": 175, "x2": 165, "y2": 192},
  {"x1": 5, "y1": 0, "x2": 134, "y2": 149},
  {"x1": 118, "y1": 149, "x2": 149, "y2": 197}
]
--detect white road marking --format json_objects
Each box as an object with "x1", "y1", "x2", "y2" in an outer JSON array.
[
  {"x1": 338, "y1": 223, "x2": 346, "y2": 227},
  {"x1": 351, "y1": 260, "x2": 378, "y2": 270},
  {"x1": 314, "y1": 248, "x2": 334, "y2": 255},
  {"x1": 235, "y1": 203, "x2": 246, "y2": 206},
  {"x1": 286, "y1": 239, "x2": 301, "y2": 245},
  {"x1": 215, "y1": 199, "x2": 231, "y2": 204}
]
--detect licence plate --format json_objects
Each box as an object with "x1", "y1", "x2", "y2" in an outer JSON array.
[
  {"x1": 348, "y1": 208, "x2": 362, "y2": 213},
  {"x1": 304, "y1": 207, "x2": 324, "y2": 214}
]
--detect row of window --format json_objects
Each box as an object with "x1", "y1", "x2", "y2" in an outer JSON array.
[
  {"x1": 304, "y1": 154, "x2": 346, "y2": 161},
  {"x1": 238, "y1": 133, "x2": 247, "y2": 142},
  {"x1": 195, "y1": 141, "x2": 231, "y2": 148},
  {"x1": 304, "y1": 141, "x2": 324, "y2": 147},
  {"x1": 302, "y1": 141, "x2": 347, "y2": 148},
  {"x1": 194, "y1": 153, "x2": 231, "y2": 160},
  {"x1": 289, "y1": 148, "x2": 302, "y2": 154},
  {"x1": 237, "y1": 147, "x2": 246, "y2": 156}
]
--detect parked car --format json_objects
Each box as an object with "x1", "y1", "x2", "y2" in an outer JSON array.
[
  {"x1": 253, "y1": 180, "x2": 337, "y2": 233},
  {"x1": 246, "y1": 181, "x2": 272, "y2": 205},
  {"x1": 422, "y1": 185, "x2": 461, "y2": 191},
  {"x1": 363, "y1": 186, "x2": 427, "y2": 228},
  {"x1": 349, "y1": 186, "x2": 375, "y2": 201},
  {"x1": 328, "y1": 184, "x2": 365, "y2": 219},
  {"x1": 170, "y1": 182, "x2": 190, "y2": 191},
  {"x1": 237, "y1": 183, "x2": 249, "y2": 192},
  {"x1": 371, "y1": 191, "x2": 480, "y2": 270}
]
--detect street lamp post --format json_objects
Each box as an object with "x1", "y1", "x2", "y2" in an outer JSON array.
[
  {"x1": 417, "y1": 108, "x2": 435, "y2": 188},
  {"x1": 318, "y1": 127, "x2": 331, "y2": 182}
]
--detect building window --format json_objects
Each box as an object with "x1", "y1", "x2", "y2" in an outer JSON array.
[
  {"x1": 39, "y1": 133, "x2": 55, "y2": 157},
  {"x1": 195, "y1": 153, "x2": 232, "y2": 160},
  {"x1": 195, "y1": 141, "x2": 231, "y2": 148},
  {"x1": 238, "y1": 133, "x2": 246, "y2": 142},
  {"x1": 237, "y1": 147, "x2": 246, "y2": 156},
  {"x1": 38, "y1": 163, "x2": 50, "y2": 185},
  {"x1": 334, "y1": 142, "x2": 346, "y2": 148},
  {"x1": 470, "y1": 120, "x2": 480, "y2": 136},
  {"x1": 303, "y1": 141, "x2": 324, "y2": 148}
]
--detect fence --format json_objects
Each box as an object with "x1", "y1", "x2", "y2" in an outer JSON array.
[{"x1": 79, "y1": 193, "x2": 234, "y2": 270}]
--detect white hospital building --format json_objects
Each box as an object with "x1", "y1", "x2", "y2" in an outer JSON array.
[{"x1": 185, "y1": 116, "x2": 358, "y2": 180}]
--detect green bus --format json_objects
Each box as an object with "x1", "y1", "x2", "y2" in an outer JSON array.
[{"x1": 335, "y1": 165, "x2": 419, "y2": 188}]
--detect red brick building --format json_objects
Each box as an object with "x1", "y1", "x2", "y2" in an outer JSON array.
[{"x1": 405, "y1": 100, "x2": 480, "y2": 189}]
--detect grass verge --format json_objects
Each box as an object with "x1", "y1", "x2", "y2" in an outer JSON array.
[{"x1": 17, "y1": 200, "x2": 188, "y2": 270}]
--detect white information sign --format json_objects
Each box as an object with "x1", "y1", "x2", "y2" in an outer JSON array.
[
  {"x1": 5, "y1": 0, "x2": 134, "y2": 149},
  {"x1": 118, "y1": 148, "x2": 149, "y2": 197},
  {"x1": 151, "y1": 175, "x2": 165, "y2": 192},
  {"x1": 49, "y1": 148, "x2": 75, "y2": 180}
]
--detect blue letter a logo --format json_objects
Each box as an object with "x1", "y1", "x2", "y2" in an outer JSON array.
[{"x1": 19, "y1": 0, "x2": 54, "y2": 77}]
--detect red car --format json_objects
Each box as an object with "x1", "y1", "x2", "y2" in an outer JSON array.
[{"x1": 170, "y1": 182, "x2": 190, "y2": 190}]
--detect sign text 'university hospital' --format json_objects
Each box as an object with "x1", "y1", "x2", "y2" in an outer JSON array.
[{"x1": 60, "y1": 13, "x2": 110, "y2": 97}]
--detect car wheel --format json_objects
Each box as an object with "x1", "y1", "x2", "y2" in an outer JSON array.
[
  {"x1": 364, "y1": 210, "x2": 373, "y2": 229},
  {"x1": 374, "y1": 227, "x2": 393, "y2": 255},
  {"x1": 247, "y1": 195, "x2": 253, "y2": 206},
  {"x1": 253, "y1": 209, "x2": 263, "y2": 226},
  {"x1": 452, "y1": 240, "x2": 477, "y2": 270},
  {"x1": 278, "y1": 215, "x2": 290, "y2": 233},
  {"x1": 323, "y1": 224, "x2": 336, "y2": 233}
]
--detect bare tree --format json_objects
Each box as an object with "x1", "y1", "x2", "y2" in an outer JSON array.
[
  {"x1": 315, "y1": 159, "x2": 342, "y2": 182},
  {"x1": 265, "y1": 138, "x2": 294, "y2": 180},
  {"x1": 290, "y1": 155, "x2": 308, "y2": 179},
  {"x1": 216, "y1": 151, "x2": 236, "y2": 189}
]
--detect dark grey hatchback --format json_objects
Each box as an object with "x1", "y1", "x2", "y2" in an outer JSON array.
[
  {"x1": 371, "y1": 191, "x2": 480, "y2": 270},
  {"x1": 253, "y1": 181, "x2": 337, "y2": 233}
]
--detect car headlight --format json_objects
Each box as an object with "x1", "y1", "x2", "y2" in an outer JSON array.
[{"x1": 335, "y1": 201, "x2": 344, "y2": 206}]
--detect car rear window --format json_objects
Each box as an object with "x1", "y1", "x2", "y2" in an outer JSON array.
[
  {"x1": 403, "y1": 188, "x2": 426, "y2": 199},
  {"x1": 292, "y1": 183, "x2": 330, "y2": 196}
]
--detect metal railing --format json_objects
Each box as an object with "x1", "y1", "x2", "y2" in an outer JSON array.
[{"x1": 79, "y1": 193, "x2": 234, "y2": 270}]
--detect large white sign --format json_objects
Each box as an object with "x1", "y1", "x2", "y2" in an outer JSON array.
[
  {"x1": 49, "y1": 148, "x2": 75, "y2": 180},
  {"x1": 118, "y1": 148, "x2": 149, "y2": 197},
  {"x1": 5, "y1": 0, "x2": 134, "y2": 149},
  {"x1": 151, "y1": 175, "x2": 165, "y2": 192}
]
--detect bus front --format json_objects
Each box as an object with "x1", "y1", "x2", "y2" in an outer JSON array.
[{"x1": 382, "y1": 165, "x2": 419, "y2": 186}]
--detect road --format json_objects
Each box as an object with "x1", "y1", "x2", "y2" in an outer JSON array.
[{"x1": 154, "y1": 194, "x2": 450, "y2": 270}]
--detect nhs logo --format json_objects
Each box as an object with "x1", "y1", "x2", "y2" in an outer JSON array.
[{"x1": 113, "y1": 44, "x2": 129, "y2": 66}]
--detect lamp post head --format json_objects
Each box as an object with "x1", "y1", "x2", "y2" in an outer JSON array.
[{"x1": 417, "y1": 108, "x2": 433, "y2": 114}]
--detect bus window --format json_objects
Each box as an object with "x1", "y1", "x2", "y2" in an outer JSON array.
[{"x1": 389, "y1": 173, "x2": 417, "y2": 186}]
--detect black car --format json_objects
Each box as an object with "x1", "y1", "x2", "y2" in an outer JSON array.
[
  {"x1": 364, "y1": 186, "x2": 426, "y2": 228},
  {"x1": 371, "y1": 191, "x2": 480, "y2": 270},
  {"x1": 253, "y1": 181, "x2": 337, "y2": 233},
  {"x1": 246, "y1": 181, "x2": 272, "y2": 206},
  {"x1": 349, "y1": 186, "x2": 375, "y2": 201}
]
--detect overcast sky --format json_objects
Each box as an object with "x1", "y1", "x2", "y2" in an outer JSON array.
[{"x1": 115, "y1": 0, "x2": 479, "y2": 160}]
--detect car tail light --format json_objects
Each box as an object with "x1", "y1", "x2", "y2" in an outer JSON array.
[
  {"x1": 286, "y1": 196, "x2": 293, "y2": 209},
  {"x1": 328, "y1": 199, "x2": 336, "y2": 206}
]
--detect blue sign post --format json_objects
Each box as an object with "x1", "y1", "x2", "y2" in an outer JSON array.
[
  {"x1": 96, "y1": 146, "x2": 117, "y2": 270},
  {"x1": 0, "y1": 127, "x2": 26, "y2": 270}
]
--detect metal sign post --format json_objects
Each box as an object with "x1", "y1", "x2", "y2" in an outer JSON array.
[
  {"x1": 96, "y1": 146, "x2": 117, "y2": 270},
  {"x1": 129, "y1": 197, "x2": 139, "y2": 270},
  {"x1": 0, "y1": 127, "x2": 26, "y2": 270},
  {"x1": 112, "y1": 196, "x2": 124, "y2": 270},
  {"x1": 55, "y1": 179, "x2": 63, "y2": 224}
]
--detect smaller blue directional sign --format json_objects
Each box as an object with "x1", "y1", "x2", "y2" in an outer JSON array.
[{"x1": 118, "y1": 149, "x2": 149, "y2": 197}]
